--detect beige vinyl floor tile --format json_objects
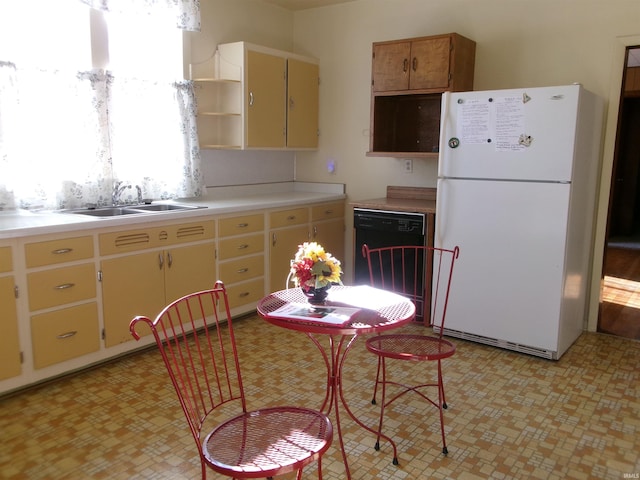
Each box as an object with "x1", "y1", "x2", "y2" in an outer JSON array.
[{"x1": 1, "y1": 317, "x2": 639, "y2": 479}]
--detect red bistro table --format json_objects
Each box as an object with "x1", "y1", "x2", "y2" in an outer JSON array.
[{"x1": 256, "y1": 285, "x2": 416, "y2": 479}]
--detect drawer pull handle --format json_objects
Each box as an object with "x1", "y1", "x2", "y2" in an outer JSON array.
[
  {"x1": 324, "y1": 209, "x2": 333, "y2": 214},
  {"x1": 57, "y1": 331, "x2": 77, "y2": 339},
  {"x1": 52, "y1": 248, "x2": 73, "y2": 255},
  {"x1": 237, "y1": 223, "x2": 249, "y2": 228},
  {"x1": 239, "y1": 292, "x2": 250, "y2": 298},
  {"x1": 238, "y1": 244, "x2": 249, "y2": 250},
  {"x1": 55, "y1": 283, "x2": 75, "y2": 290},
  {"x1": 167, "y1": 252, "x2": 173, "y2": 268},
  {"x1": 236, "y1": 268, "x2": 249, "y2": 274},
  {"x1": 287, "y1": 215, "x2": 296, "y2": 221}
]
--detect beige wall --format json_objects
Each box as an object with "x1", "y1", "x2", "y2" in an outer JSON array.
[
  {"x1": 192, "y1": 0, "x2": 640, "y2": 331},
  {"x1": 291, "y1": 0, "x2": 640, "y2": 331}
]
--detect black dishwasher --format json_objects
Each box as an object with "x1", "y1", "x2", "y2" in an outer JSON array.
[{"x1": 353, "y1": 208, "x2": 426, "y2": 317}]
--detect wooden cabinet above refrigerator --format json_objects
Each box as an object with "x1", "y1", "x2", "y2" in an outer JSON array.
[{"x1": 368, "y1": 33, "x2": 476, "y2": 158}]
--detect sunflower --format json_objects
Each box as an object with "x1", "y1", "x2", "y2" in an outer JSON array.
[{"x1": 290, "y1": 242, "x2": 343, "y2": 291}]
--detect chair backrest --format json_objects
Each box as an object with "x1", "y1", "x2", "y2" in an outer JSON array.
[
  {"x1": 129, "y1": 281, "x2": 246, "y2": 453},
  {"x1": 362, "y1": 244, "x2": 459, "y2": 333}
]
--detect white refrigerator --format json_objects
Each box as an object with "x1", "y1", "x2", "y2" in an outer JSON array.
[{"x1": 434, "y1": 84, "x2": 603, "y2": 359}]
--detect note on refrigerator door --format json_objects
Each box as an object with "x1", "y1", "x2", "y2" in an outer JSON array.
[{"x1": 457, "y1": 98, "x2": 491, "y2": 145}]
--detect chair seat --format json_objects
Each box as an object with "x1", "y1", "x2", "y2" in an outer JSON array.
[
  {"x1": 204, "y1": 406, "x2": 333, "y2": 478},
  {"x1": 366, "y1": 334, "x2": 456, "y2": 361}
]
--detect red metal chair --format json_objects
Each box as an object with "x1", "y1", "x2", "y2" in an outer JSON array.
[
  {"x1": 361, "y1": 244, "x2": 459, "y2": 458},
  {"x1": 130, "y1": 281, "x2": 333, "y2": 479}
]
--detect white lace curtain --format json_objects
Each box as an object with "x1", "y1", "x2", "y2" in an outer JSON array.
[
  {"x1": 79, "y1": 0, "x2": 201, "y2": 32},
  {"x1": 0, "y1": 0, "x2": 202, "y2": 211}
]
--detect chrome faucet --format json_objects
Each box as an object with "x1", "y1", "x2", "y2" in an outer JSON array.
[
  {"x1": 135, "y1": 185, "x2": 143, "y2": 205},
  {"x1": 112, "y1": 181, "x2": 131, "y2": 206}
]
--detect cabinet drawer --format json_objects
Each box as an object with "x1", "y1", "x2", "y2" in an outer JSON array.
[
  {"x1": 269, "y1": 207, "x2": 309, "y2": 228},
  {"x1": 219, "y1": 214, "x2": 264, "y2": 237},
  {"x1": 225, "y1": 278, "x2": 264, "y2": 310},
  {"x1": 31, "y1": 302, "x2": 100, "y2": 369},
  {"x1": 218, "y1": 233, "x2": 264, "y2": 260},
  {"x1": 0, "y1": 246, "x2": 12, "y2": 273},
  {"x1": 311, "y1": 202, "x2": 345, "y2": 221},
  {"x1": 219, "y1": 255, "x2": 264, "y2": 284},
  {"x1": 27, "y1": 263, "x2": 96, "y2": 311},
  {"x1": 25, "y1": 236, "x2": 93, "y2": 268}
]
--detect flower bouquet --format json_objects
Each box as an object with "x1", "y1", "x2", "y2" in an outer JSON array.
[{"x1": 290, "y1": 242, "x2": 342, "y2": 303}]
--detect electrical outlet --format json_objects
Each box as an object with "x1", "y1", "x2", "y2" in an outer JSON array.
[{"x1": 404, "y1": 159, "x2": 413, "y2": 173}]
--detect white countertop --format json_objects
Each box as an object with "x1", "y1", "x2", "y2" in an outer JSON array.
[{"x1": 0, "y1": 182, "x2": 346, "y2": 239}]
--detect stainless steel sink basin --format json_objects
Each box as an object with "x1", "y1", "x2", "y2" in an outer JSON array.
[
  {"x1": 129, "y1": 204, "x2": 203, "y2": 212},
  {"x1": 68, "y1": 207, "x2": 141, "y2": 217},
  {"x1": 62, "y1": 204, "x2": 207, "y2": 217}
]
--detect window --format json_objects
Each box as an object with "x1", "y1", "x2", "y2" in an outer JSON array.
[{"x1": 0, "y1": 0, "x2": 201, "y2": 211}]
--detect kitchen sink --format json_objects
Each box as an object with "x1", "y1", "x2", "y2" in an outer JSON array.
[
  {"x1": 129, "y1": 204, "x2": 203, "y2": 212},
  {"x1": 62, "y1": 204, "x2": 207, "y2": 217},
  {"x1": 69, "y1": 207, "x2": 141, "y2": 217}
]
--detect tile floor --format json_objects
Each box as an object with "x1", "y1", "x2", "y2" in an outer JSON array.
[{"x1": 1, "y1": 317, "x2": 639, "y2": 479}]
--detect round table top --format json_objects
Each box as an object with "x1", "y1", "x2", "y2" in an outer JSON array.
[{"x1": 257, "y1": 285, "x2": 416, "y2": 335}]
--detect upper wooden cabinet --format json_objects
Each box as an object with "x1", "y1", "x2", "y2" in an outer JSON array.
[
  {"x1": 191, "y1": 42, "x2": 319, "y2": 150},
  {"x1": 372, "y1": 33, "x2": 475, "y2": 93},
  {"x1": 368, "y1": 33, "x2": 476, "y2": 158}
]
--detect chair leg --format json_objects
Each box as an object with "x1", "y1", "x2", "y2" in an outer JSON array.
[
  {"x1": 437, "y1": 360, "x2": 448, "y2": 455},
  {"x1": 371, "y1": 355, "x2": 382, "y2": 405},
  {"x1": 374, "y1": 357, "x2": 386, "y2": 450},
  {"x1": 438, "y1": 360, "x2": 448, "y2": 410}
]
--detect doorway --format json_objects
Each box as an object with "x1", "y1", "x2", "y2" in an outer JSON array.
[{"x1": 599, "y1": 46, "x2": 640, "y2": 340}]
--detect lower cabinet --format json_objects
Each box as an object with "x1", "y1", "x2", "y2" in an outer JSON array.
[
  {"x1": 99, "y1": 221, "x2": 216, "y2": 347},
  {"x1": 24, "y1": 235, "x2": 99, "y2": 370},
  {"x1": 268, "y1": 207, "x2": 310, "y2": 292},
  {"x1": 310, "y1": 202, "x2": 346, "y2": 269},
  {"x1": 1, "y1": 200, "x2": 345, "y2": 395},
  {"x1": 0, "y1": 244, "x2": 21, "y2": 380},
  {"x1": 217, "y1": 213, "x2": 266, "y2": 312}
]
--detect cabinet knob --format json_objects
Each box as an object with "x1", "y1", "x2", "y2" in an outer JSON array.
[
  {"x1": 412, "y1": 57, "x2": 417, "y2": 71},
  {"x1": 403, "y1": 58, "x2": 408, "y2": 73},
  {"x1": 249, "y1": 91, "x2": 254, "y2": 106}
]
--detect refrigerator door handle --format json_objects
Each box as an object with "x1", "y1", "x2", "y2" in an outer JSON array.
[
  {"x1": 438, "y1": 92, "x2": 452, "y2": 177},
  {"x1": 435, "y1": 178, "x2": 447, "y2": 246}
]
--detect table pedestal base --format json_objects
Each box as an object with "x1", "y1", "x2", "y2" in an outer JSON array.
[{"x1": 306, "y1": 333, "x2": 399, "y2": 479}]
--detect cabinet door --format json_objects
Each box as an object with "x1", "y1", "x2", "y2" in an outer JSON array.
[
  {"x1": 164, "y1": 243, "x2": 216, "y2": 305},
  {"x1": 0, "y1": 276, "x2": 21, "y2": 380},
  {"x1": 269, "y1": 225, "x2": 309, "y2": 292},
  {"x1": 246, "y1": 50, "x2": 286, "y2": 148},
  {"x1": 372, "y1": 41, "x2": 411, "y2": 92},
  {"x1": 287, "y1": 59, "x2": 319, "y2": 148},
  {"x1": 311, "y1": 218, "x2": 345, "y2": 273},
  {"x1": 409, "y1": 36, "x2": 451, "y2": 90},
  {"x1": 101, "y1": 252, "x2": 165, "y2": 347}
]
